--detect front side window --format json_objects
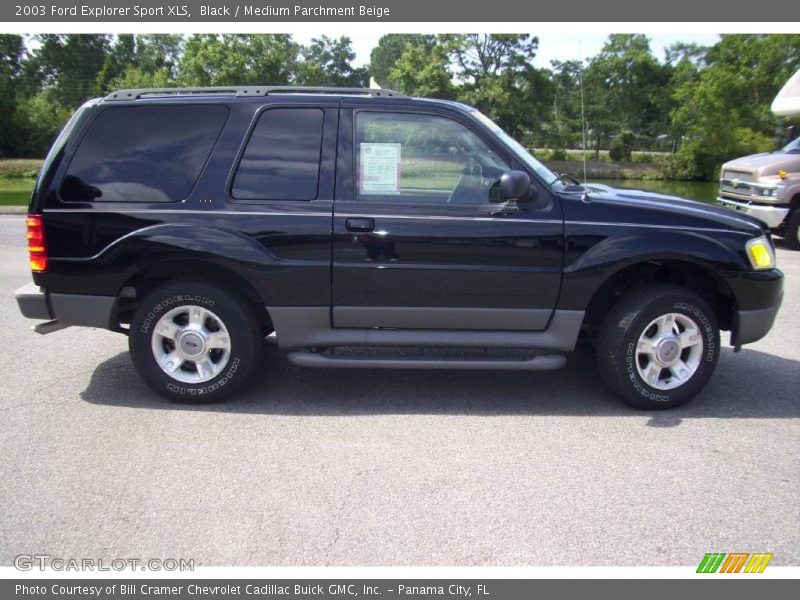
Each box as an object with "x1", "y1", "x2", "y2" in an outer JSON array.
[
  {"x1": 355, "y1": 112, "x2": 510, "y2": 204},
  {"x1": 61, "y1": 105, "x2": 228, "y2": 203},
  {"x1": 232, "y1": 108, "x2": 324, "y2": 200},
  {"x1": 471, "y1": 109, "x2": 559, "y2": 186}
]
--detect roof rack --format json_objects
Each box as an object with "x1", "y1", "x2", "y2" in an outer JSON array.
[{"x1": 104, "y1": 86, "x2": 408, "y2": 101}]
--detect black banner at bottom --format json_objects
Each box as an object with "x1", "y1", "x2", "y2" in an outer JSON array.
[{"x1": 3, "y1": 579, "x2": 795, "y2": 600}]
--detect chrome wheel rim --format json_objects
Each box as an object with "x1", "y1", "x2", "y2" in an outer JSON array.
[
  {"x1": 150, "y1": 305, "x2": 231, "y2": 384},
  {"x1": 635, "y1": 312, "x2": 703, "y2": 391}
]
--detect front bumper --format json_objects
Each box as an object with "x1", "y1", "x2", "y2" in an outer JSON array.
[
  {"x1": 717, "y1": 196, "x2": 789, "y2": 230},
  {"x1": 729, "y1": 269, "x2": 784, "y2": 347},
  {"x1": 732, "y1": 299, "x2": 783, "y2": 346},
  {"x1": 15, "y1": 282, "x2": 118, "y2": 332}
]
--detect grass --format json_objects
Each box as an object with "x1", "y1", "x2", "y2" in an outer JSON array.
[
  {"x1": 533, "y1": 148, "x2": 670, "y2": 164},
  {"x1": 0, "y1": 159, "x2": 43, "y2": 178},
  {"x1": 0, "y1": 177, "x2": 35, "y2": 206},
  {"x1": 0, "y1": 159, "x2": 41, "y2": 206},
  {"x1": 401, "y1": 157, "x2": 462, "y2": 190}
]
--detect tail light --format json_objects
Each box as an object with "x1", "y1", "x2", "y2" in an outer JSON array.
[{"x1": 26, "y1": 214, "x2": 47, "y2": 272}]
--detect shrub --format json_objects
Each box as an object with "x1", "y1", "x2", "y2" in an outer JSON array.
[
  {"x1": 14, "y1": 92, "x2": 73, "y2": 158},
  {"x1": 609, "y1": 131, "x2": 635, "y2": 162},
  {"x1": 666, "y1": 127, "x2": 774, "y2": 181},
  {"x1": 631, "y1": 152, "x2": 655, "y2": 164}
]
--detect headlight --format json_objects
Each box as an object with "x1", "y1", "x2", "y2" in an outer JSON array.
[{"x1": 745, "y1": 235, "x2": 776, "y2": 270}]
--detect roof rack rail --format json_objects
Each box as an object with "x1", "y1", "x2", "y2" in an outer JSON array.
[{"x1": 104, "y1": 86, "x2": 408, "y2": 101}]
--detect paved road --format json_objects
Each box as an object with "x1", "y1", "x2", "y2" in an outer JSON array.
[{"x1": 0, "y1": 214, "x2": 797, "y2": 567}]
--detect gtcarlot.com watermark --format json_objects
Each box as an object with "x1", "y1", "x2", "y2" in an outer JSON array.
[{"x1": 14, "y1": 554, "x2": 194, "y2": 572}]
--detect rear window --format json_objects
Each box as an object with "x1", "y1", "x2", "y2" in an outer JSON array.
[
  {"x1": 232, "y1": 108, "x2": 324, "y2": 201},
  {"x1": 60, "y1": 105, "x2": 228, "y2": 203}
]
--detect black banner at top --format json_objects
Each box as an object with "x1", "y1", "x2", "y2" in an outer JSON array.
[{"x1": 4, "y1": 0, "x2": 800, "y2": 22}]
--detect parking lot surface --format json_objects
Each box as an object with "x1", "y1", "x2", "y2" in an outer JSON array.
[{"x1": 0, "y1": 214, "x2": 797, "y2": 566}]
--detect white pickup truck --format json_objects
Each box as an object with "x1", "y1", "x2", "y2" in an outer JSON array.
[{"x1": 718, "y1": 69, "x2": 800, "y2": 250}]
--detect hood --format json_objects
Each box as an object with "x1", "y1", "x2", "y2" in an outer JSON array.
[
  {"x1": 721, "y1": 152, "x2": 800, "y2": 176},
  {"x1": 581, "y1": 183, "x2": 765, "y2": 235}
]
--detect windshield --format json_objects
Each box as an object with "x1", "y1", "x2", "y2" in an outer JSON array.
[
  {"x1": 471, "y1": 110, "x2": 560, "y2": 185},
  {"x1": 781, "y1": 135, "x2": 800, "y2": 153}
]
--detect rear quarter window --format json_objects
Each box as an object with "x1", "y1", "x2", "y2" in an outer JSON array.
[
  {"x1": 231, "y1": 107, "x2": 324, "y2": 201},
  {"x1": 60, "y1": 104, "x2": 228, "y2": 203}
]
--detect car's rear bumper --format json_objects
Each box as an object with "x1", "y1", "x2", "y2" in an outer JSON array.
[
  {"x1": 14, "y1": 282, "x2": 118, "y2": 332},
  {"x1": 717, "y1": 196, "x2": 789, "y2": 230}
]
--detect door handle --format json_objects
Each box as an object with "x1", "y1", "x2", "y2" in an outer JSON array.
[{"x1": 346, "y1": 218, "x2": 375, "y2": 232}]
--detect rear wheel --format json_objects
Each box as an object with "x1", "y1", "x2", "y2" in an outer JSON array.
[
  {"x1": 129, "y1": 281, "x2": 262, "y2": 403},
  {"x1": 596, "y1": 285, "x2": 720, "y2": 409}
]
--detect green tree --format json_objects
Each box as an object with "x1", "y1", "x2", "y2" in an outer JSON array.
[
  {"x1": 491, "y1": 65, "x2": 553, "y2": 143},
  {"x1": 663, "y1": 42, "x2": 709, "y2": 151},
  {"x1": 95, "y1": 34, "x2": 136, "y2": 94},
  {"x1": 369, "y1": 34, "x2": 435, "y2": 87},
  {"x1": 107, "y1": 66, "x2": 173, "y2": 91},
  {"x1": 135, "y1": 34, "x2": 183, "y2": 77},
  {"x1": 178, "y1": 34, "x2": 298, "y2": 86},
  {"x1": 582, "y1": 34, "x2": 670, "y2": 156},
  {"x1": 296, "y1": 36, "x2": 367, "y2": 87},
  {"x1": 29, "y1": 34, "x2": 110, "y2": 107},
  {"x1": 0, "y1": 34, "x2": 24, "y2": 156},
  {"x1": 541, "y1": 60, "x2": 584, "y2": 151},
  {"x1": 668, "y1": 34, "x2": 800, "y2": 179},
  {"x1": 96, "y1": 35, "x2": 184, "y2": 93},
  {"x1": 387, "y1": 43, "x2": 453, "y2": 98},
  {"x1": 439, "y1": 34, "x2": 539, "y2": 116},
  {"x1": 14, "y1": 91, "x2": 73, "y2": 156}
]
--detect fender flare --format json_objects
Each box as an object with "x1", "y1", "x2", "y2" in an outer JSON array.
[
  {"x1": 558, "y1": 230, "x2": 746, "y2": 310},
  {"x1": 84, "y1": 224, "x2": 288, "y2": 303}
]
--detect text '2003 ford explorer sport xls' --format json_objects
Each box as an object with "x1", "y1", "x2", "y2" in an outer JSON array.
[{"x1": 14, "y1": 86, "x2": 784, "y2": 410}]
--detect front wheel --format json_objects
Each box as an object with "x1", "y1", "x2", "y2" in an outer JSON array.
[
  {"x1": 596, "y1": 285, "x2": 720, "y2": 409},
  {"x1": 129, "y1": 281, "x2": 262, "y2": 403},
  {"x1": 784, "y1": 209, "x2": 800, "y2": 250}
]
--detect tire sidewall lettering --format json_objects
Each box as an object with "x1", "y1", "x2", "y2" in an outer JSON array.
[
  {"x1": 673, "y1": 301, "x2": 716, "y2": 362},
  {"x1": 165, "y1": 357, "x2": 241, "y2": 396},
  {"x1": 139, "y1": 294, "x2": 216, "y2": 334},
  {"x1": 625, "y1": 341, "x2": 671, "y2": 402}
]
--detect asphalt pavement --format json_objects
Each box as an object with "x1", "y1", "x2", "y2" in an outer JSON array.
[{"x1": 0, "y1": 214, "x2": 797, "y2": 566}]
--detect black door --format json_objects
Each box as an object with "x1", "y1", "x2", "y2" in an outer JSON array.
[{"x1": 332, "y1": 106, "x2": 564, "y2": 331}]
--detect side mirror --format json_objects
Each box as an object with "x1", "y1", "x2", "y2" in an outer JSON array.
[{"x1": 499, "y1": 170, "x2": 532, "y2": 201}]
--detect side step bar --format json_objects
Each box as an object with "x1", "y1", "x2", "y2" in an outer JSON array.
[{"x1": 287, "y1": 351, "x2": 567, "y2": 371}]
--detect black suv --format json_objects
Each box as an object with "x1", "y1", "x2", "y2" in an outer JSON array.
[{"x1": 15, "y1": 86, "x2": 784, "y2": 409}]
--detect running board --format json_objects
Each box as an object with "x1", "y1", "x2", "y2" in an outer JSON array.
[{"x1": 287, "y1": 350, "x2": 567, "y2": 370}]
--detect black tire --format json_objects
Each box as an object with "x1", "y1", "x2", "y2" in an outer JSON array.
[
  {"x1": 129, "y1": 281, "x2": 262, "y2": 403},
  {"x1": 784, "y1": 209, "x2": 800, "y2": 250},
  {"x1": 596, "y1": 284, "x2": 720, "y2": 410}
]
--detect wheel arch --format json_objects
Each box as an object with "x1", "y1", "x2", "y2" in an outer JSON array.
[
  {"x1": 115, "y1": 258, "x2": 273, "y2": 334},
  {"x1": 580, "y1": 258, "x2": 736, "y2": 338}
]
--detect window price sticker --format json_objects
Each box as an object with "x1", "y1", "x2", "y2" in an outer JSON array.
[{"x1": 359, "y1": 143, "x2": 401, "y2": 194}]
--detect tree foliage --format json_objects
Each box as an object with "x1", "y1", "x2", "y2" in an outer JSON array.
[
  {"x1": 369, "y1": 34, "x2": 435, "y2": 87},
  {"x1": 297, "y1": 36, "x2": 367, "y2": 87},
  {"x1": 387, "y1": 43, "x2": 453, "y2": 99}
]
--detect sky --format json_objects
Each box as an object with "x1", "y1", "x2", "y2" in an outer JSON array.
[{"x1": 295, "y1": 32, "x2": 722, "y2": 68}]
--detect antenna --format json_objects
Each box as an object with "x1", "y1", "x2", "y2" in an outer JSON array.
[{"x1": 579, "y1": 40, "x2": 588, "y2": 184}]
